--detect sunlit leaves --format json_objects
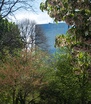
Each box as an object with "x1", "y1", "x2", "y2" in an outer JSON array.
[{"x1": 40, "y1": 0, "x2": 91, "y2": 53}]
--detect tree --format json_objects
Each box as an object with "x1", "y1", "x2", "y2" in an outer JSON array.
[
  {"x1": 35, "y1": 24, "x2": 49, "y2": 51},
  {"x1": 40, "y1": 1, "x2": 91, "y2": 103},
  {"x1": 18, "y1": 19, "x2": 49, "y2": 52},
  {"x1": 0, "y1": 0, "x2": 35, "y2": 18},
  {"x1": 38, "y1": 49, "x2": 91, "y2": 104},
  {"x1": 18, "y1": 19, "x2": 36, "y2": 52},
  {"x1": 40, "y1": 0, "x2": 91, "y2": 53},
  {"x1": 0, "y1": 17, "x2": 24, "y2": 59},
  {"x1": 0, "y1": 49, "x2": 50, "y2": 104}
]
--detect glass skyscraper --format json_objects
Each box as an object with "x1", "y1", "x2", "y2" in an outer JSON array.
[{"x1": 35, "y1": 23, "x2": 69, "y2": 53}]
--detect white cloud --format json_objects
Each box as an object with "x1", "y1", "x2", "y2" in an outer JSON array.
[
  {"x1": 9, "y1": 11, "x2": 53, "y2": 24},
  {"x1": 9, "y1": 0, "x2": 53, "y2": 24},
  {"x1": 31, "y1": 12, "x2": 53, "y2": 24}
]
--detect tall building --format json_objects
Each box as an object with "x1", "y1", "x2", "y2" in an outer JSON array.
[{"x1": 35, "y1": 22, "x2": 69, "y2": 53}]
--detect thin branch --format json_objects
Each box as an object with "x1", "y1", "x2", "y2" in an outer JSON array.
[
  {"x1": 0, "y1": 0, "x2": 35, "y2": 18},
  {"x1": 0, "y1": 0, "x2": 5, "y2": 12}
]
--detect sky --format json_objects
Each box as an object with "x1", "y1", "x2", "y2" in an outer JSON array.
[{"x1": 10, "y1": 0, "x2": 53, "y2": 24}]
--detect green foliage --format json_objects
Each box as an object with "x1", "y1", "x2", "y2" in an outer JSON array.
[
  {"x1": 0, "y1": 16, "x2": 24, "y2": 59},
  {"x1": 40, "y1": 1, "x2": 91, "y2": 103},
  {"x1": 38, "y1": 50, "x2": 91, "y2": 104},
  {"x1": 40, "y1": 0, "x2": 91, "y2": 53},
  {"x1": 0, "y1": 50, "x2": 52, "y2": 104}
]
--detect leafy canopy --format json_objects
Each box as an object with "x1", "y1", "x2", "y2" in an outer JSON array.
[
  {"x1": 40, "y1": 0, "x2": 91, "y2": 53},
  {"x1": 0, "y1": 16, "x2": 24, "y2": 58}
]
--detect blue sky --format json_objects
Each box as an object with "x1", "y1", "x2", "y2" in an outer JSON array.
[{"x1": 9, "y1": 0, "x2": 53, "y2": 24}]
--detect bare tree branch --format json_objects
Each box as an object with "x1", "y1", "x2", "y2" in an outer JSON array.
[
  {"x1": 18, "y1": 19, "x2": 49, "y2": 52},
  {"x1": 0, "y1": 0, "x2": 35, "y2": 18}
]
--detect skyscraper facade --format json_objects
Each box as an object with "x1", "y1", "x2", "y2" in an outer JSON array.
[{"x1": 35, "y1": 23, "x2": 69, "y2": 53}]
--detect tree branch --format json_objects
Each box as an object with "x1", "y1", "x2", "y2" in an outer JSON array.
[{"x1": 0, "y1": 0, "x2": 35, "y2": 18}]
